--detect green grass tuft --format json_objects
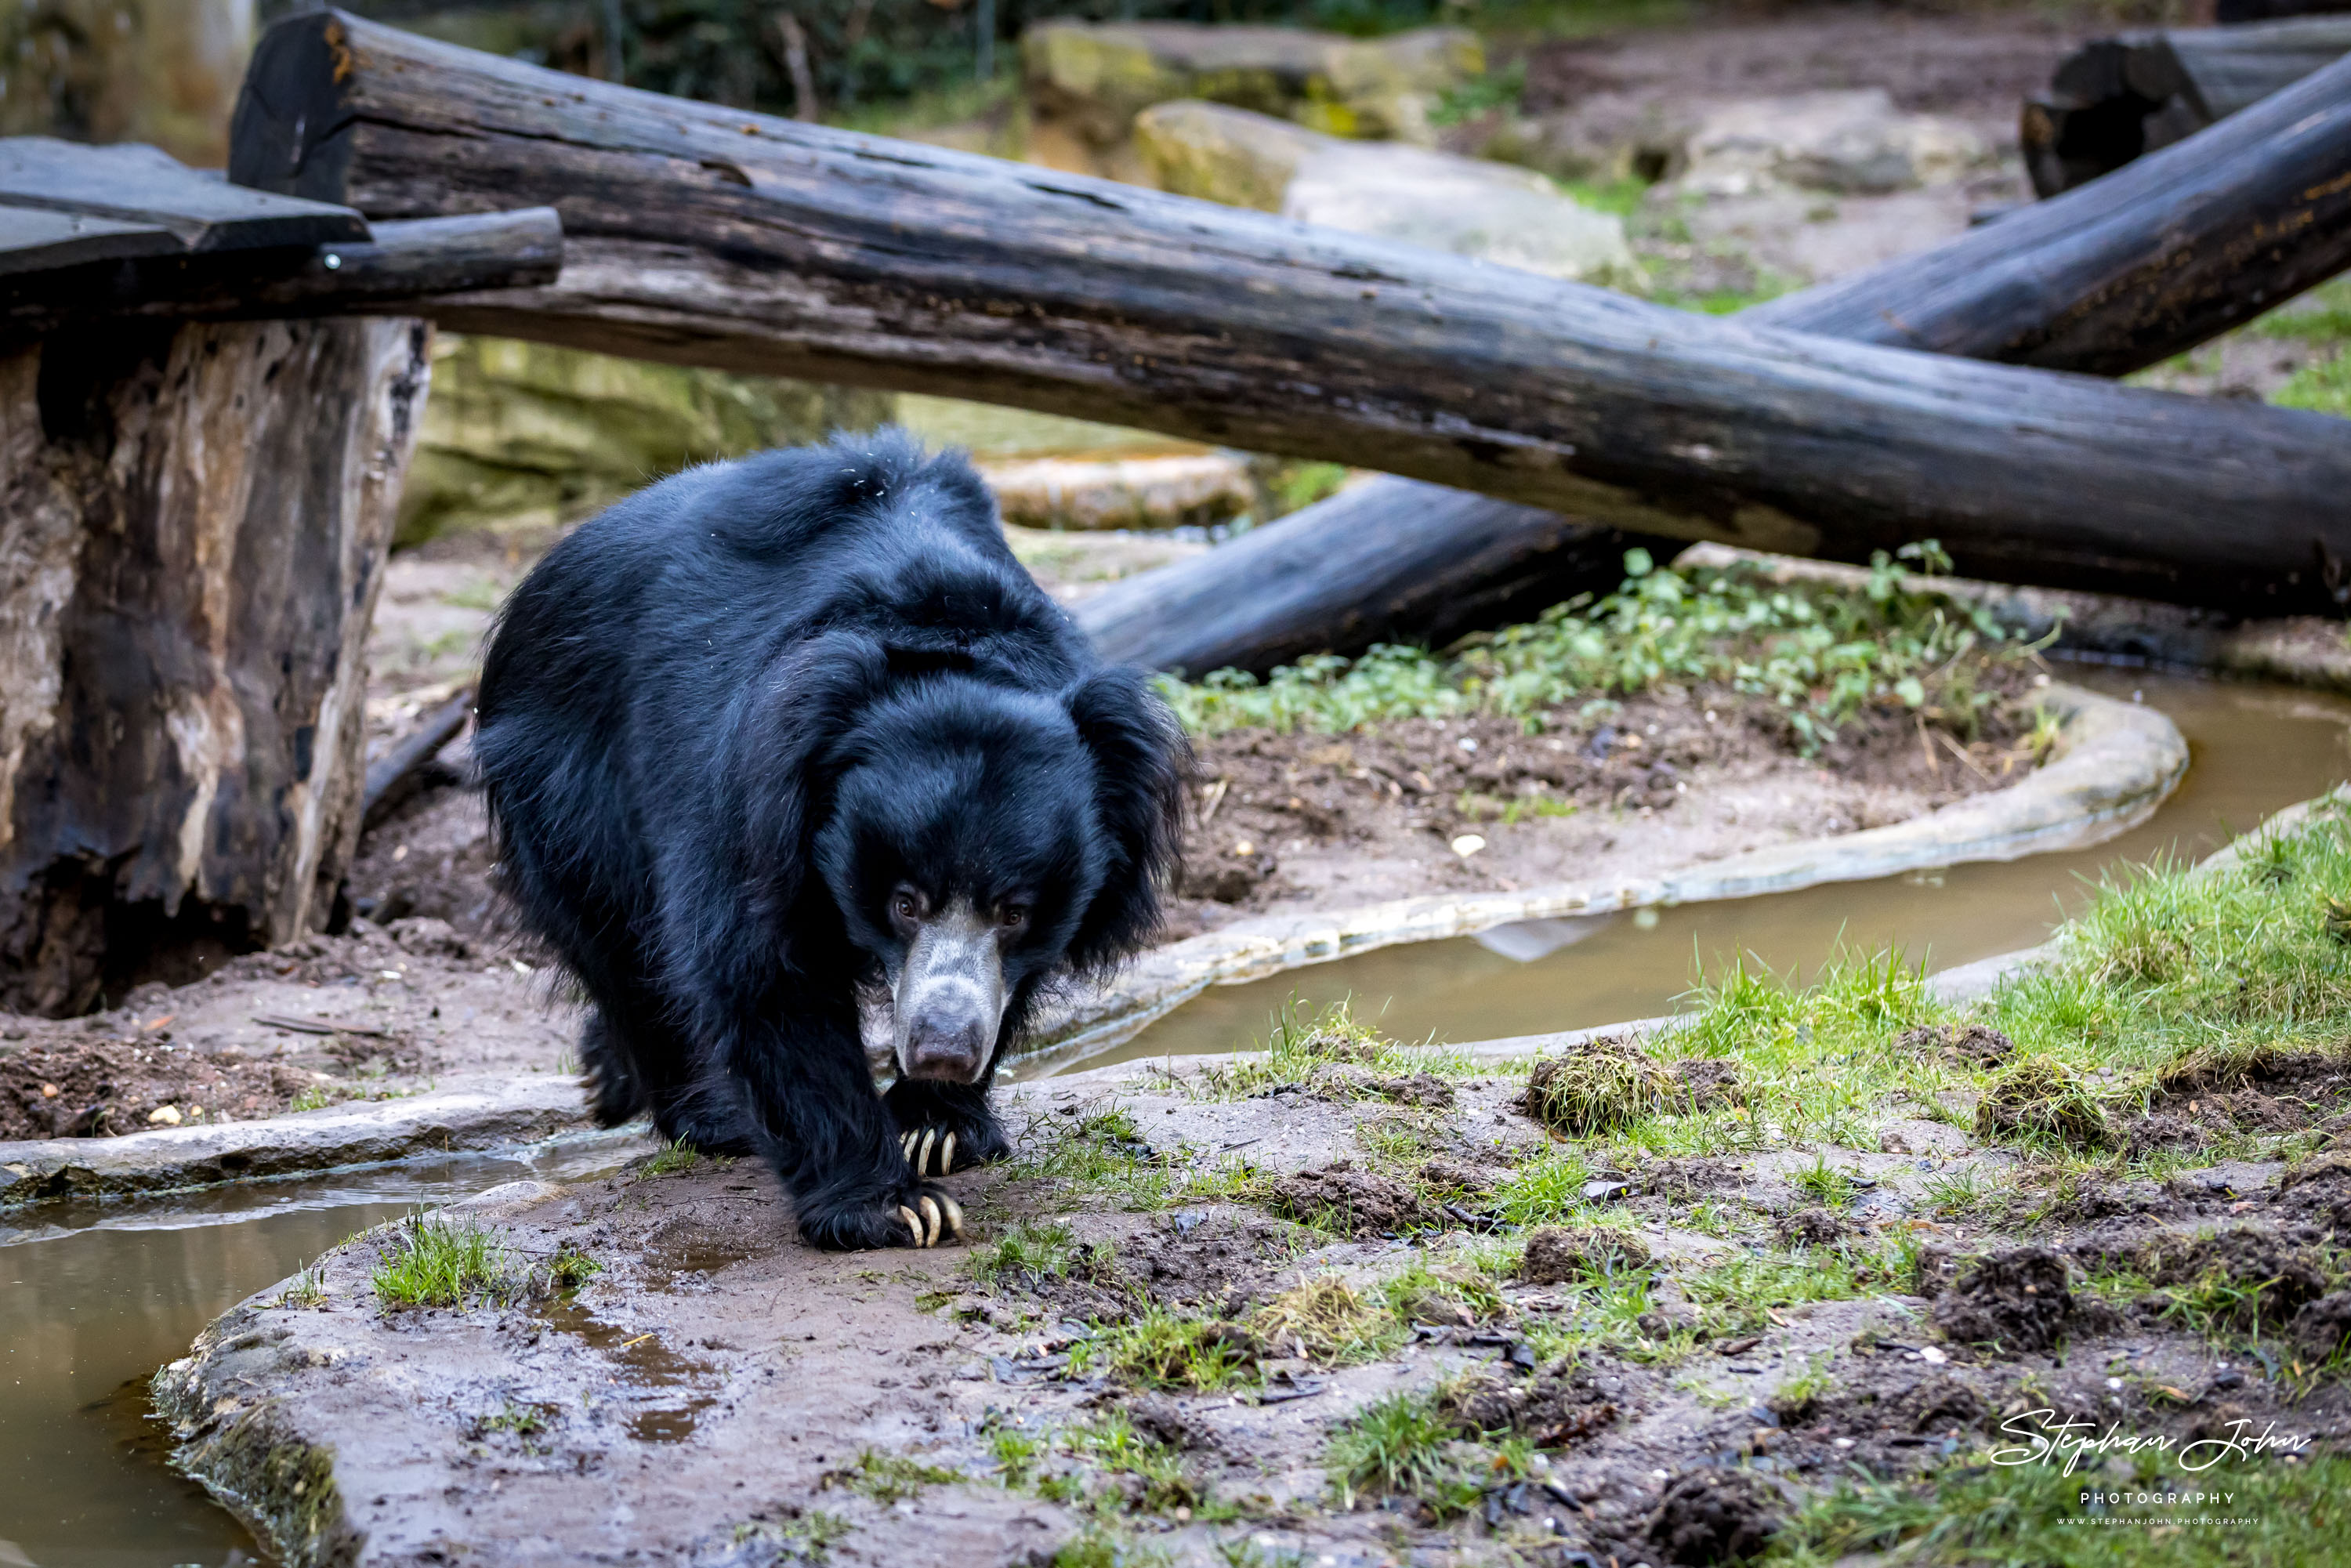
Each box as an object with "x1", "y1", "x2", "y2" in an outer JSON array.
[
  {"x1": 369, "y1": 1214, "x2": 524, "y2": 1310},
  {"x1": 1156, "y1": 543, "x2": 2032, "y2": 751}
]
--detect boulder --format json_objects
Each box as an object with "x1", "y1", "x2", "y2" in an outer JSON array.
[
  {"x1": 1672, "y1": 89, "x2": 1987, "y2": 197},
  {"x1": 1477, "y1": 92, "x2": 1704, "y2": 185},
  {"x1": 1136, "y1": 100, "x2": 1639, "y2": 287},
  {"x1": 1023, "y1": 20, "x2": 1481, "y2": 159},
  {"x1": 396, "y1": 335, "x2": 890, "y2": 545},
  {"x1": 980, "y1": 453, "x2": 1256, "y2": 531}
]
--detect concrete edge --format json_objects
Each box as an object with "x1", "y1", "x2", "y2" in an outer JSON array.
[
  {"x1": 1012, "y1": 679, "x2": 2185, "y2": 1073},
  {"x1": 0, "y1": 1076, "x2": 594, "y2": 1210}
]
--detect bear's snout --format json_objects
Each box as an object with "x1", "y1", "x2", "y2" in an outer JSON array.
[
  {"x1": 891, "y1": 899, "x2": 1007, "y2": 1084},
  {"x1": 904, "y1": 1006, "x2": 988, "y2": 1081}
]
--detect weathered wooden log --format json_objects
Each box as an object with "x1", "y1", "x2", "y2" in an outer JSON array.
[
  {"x1": 2023, "y1": 16, "x2": 2351, "y2": 196},
  {"x1": 0, "y1": 316, "x2": 429, "y2": 1014},
  {"x1": 362, "y1": 690, "x2": 474, "y2": 831},
  {"x1": 230, "y1": 13, "x2": 2351, "y2": 617},
  {"x1": 1, "y1": 208, "x2": 566, "y2": 342},
  {"x1": 1080, "y1": 483, "x2": 1638, "y2": 674},
  {"x1": 1088, "y1": 52, "x2": 2351, "y2": 673}
]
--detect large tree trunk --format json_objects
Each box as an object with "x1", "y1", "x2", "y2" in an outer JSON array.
[
  {"x1": 230, "y1": 12, "x2": 2351, "y2": 618},
  {"x1": 1085, "y1": 48, "x2": 2351, "y2": 675},
  {"x1": 0, "y1": 314, "x2": 428, "y2": 1014}
]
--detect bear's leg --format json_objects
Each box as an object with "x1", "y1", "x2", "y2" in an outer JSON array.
[
  {"x1": 883, "y1": 1076, "x2": 1011, "y2": 1178},
  {"x1": 578, "y1": 1008, "x2": 647, "y2": 1127},
  {"x1": 730, "y1": 1009, "x2": 967, "y2": 1251}
]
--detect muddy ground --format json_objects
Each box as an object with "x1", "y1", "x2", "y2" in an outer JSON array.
[{"x1": 154, "y1": 1023, "x2": 2351, "y2": 1566}]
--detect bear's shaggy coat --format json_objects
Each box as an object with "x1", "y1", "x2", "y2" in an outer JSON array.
[{"x1": 474, "y1": 431, "x2": 1186, "y2": 1248}]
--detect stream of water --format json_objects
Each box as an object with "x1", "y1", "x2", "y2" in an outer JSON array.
[
  {"x1": 1078, "y1": 667, "x2": 2351, "y2": 1070},
  {"x1": 4, "y1": 665, "x2": 2349, "y2": 1565}
]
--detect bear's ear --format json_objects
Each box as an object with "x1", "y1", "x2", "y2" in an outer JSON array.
[{"x1": 1063, "y1": 664, "x2": 1190, "y2": 972}]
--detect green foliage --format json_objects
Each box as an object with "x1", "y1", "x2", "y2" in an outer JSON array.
[
  {"x1": 1323, "y1": 1392, "x2": 1499, "y2": 1517},
  {"x1": 1182, "y1": 996, "x2": 1469, "y2": 1100},
  {"x1": 369, "y1": 1214, "x2": 524, "y2": 1310},
  {"x1": 1158, "y1": 544, "x2": 2029, "y2": 751},
  {"x1": 2255, "y1": 277, "x2": 2351, "y2": 344},
  {"x1": 827, "y1": 1449, "x2": 959, "y2": 1505},
  {"x1": 2273, "y1": 349, "x2": 2351, "y2": 419},
  {"x1": 970, "y1": 1219, "x2": 1090, "y2": 1291},
  {"x1": 1429, "y1": 60, "x2": 1525, "y2": 126},
  {"x1": 1557, "y1": 175, "x2": 1650, "y2": 217},
  {"x1": 642, "y1": 1139, "x2": 703, "y2": 1177},
  {"x1": 732, "y1": 1508, "x2": 853, "y2": 1563},
  {"x1": 1070, "y1": 1305, "x2": 1260, "y2": 1392}
]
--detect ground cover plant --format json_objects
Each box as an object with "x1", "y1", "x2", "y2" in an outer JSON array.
[{"x1": 1157, "y1": 543, "x2": 2035, "y2": 750}]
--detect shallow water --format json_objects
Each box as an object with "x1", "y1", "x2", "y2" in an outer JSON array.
[
  {"x1": 0, "y1": 1136, "x2": 638, "y2": 1568},
  {"x1": 1078, "y1": 666, "x2": 2351, "y2": 1070}
]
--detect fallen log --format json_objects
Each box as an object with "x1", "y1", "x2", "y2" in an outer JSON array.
[
  {"x1": 1095, "y1": 47, "x2": 2351, "y2": 673},
  {"x1": 232, "y1": 13, "x2": 2351, "y2": 617},
  {"x1": 2023, "y1": 16, "x2": 2351, "y2": 196},
  {"x1": 361, "y1": 690, "x2": 476, "y2": 831}
]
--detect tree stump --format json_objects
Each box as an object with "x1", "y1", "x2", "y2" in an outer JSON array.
[{"x1": 0, "y1": 314, "x2": 429, "y2": 1013}]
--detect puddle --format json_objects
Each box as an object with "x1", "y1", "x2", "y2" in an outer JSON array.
[
  {"x1": 0, "y1": 1137, "x2": 636, "y2": 1567},
  {"x1": 1080, "y1": 666, "x2": 2351, "y2": 1069},
  {"x1": 538, "y1": 1299, "x2": 719, "y2": 1445}
]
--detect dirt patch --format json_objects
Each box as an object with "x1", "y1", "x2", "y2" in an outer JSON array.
[
  {"x1": 1900, "y1": 1023, "x2": 2015, "y2": 1068},
  {"x1": 1440, "y1": 1360, "x2": 1628, "y2": 1448},
  {"x1": 1975, "y1": 1055, "x2": 2114, "y2": 1149},
  {"x1": 0, "y1": 1038, "x2": 320, "y2": 1140},
  {"x1": 1165, "y1": 681, "x2": 2035, "y2": 938},
  {"x1": 1670, "y1": 1057, "x2": 1744, "y2": 1110},
  {"x1": 2139, "y1": 1229, "x2": 2331, "y2": 1332}
]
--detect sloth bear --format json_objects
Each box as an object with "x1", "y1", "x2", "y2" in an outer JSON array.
[{"x1": 474, "y1": 431, "x2": 1186, "y2": 1250}]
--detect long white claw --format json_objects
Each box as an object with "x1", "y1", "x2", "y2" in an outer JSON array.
[
  {"x1": 918, "y1": 1128, "x2": 938, "y2": 1178},
  {"x1": 940, "y1": 1132, "x2": 957, "y2": 1175},
  {"x1": 900, "y1": 1132, "x2": 914, "y2": 1161},
  {"x1": 897, "y1": 1204, "x2": 926, "y2": 1247},
  {"x1": 918, "y1": 1194, "x2": 942, "y2": 1247},
  {"x1": 940, "y1": 1194, "x2": 965, "y2": 1241}
]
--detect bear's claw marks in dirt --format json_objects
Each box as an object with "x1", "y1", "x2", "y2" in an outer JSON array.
[
  {"x1": 897, "y1": 1192, "x2": 963, "y2": 1247},
  {"x1": 902, "y1": 1127, "x2": 958, "y2": 1178}
]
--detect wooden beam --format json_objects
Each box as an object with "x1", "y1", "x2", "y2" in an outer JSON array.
[
  {"x1": 0, "y1": 208, "x2": 565, "y2": 340},
  {"x1": 0, "y1": 136, "x2": 369, "y2": 252},
  {"x1": 0, "y1": 205, "x2": 183, "y2": 277},
  {"x1": 228, "y1": 12, "x2": 2351, "y2": 617}
]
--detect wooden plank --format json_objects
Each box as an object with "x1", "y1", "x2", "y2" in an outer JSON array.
[
  {"x1": 0, "y1": 136, "x2": 368, "y2": 252},
  {"x1": 0, "y1": 208, "x2": 564, "y2": 339},
  {"x1": 229, "y1": 10, "x2": 2351, "y2": 617},
  {"x1": 0, "y1": 205, "x2": 183, "y2": 277}
]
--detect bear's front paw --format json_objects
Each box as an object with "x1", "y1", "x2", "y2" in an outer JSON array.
[
  {"x1": 885, "y1": 1079, "x2": 1012, "y2": 1177},
  {"x1": 798, "y1": 1183, "x2": 965, "y2": 1251},
  {"x1": 892, "y1": 1186, "x2": 965, "y2": 1248}
]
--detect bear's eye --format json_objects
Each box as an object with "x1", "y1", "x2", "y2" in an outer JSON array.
[
  {"x1": 998, "y1": 904, "x2": 1029, "y2": 931},
  {"x1": 889, "y1": 889, "x2": 920, "y2": 923}
]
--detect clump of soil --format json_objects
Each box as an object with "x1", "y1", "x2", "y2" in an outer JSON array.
[
  {"x1": 1975, "y1": 1055, "x2": 2113, "y2": 1149},
  {"x1": 2137, "y1": 1229, "x2": 2331, "y2": 1331},
  {"x1": 1264, "y1": 1163, "x2": 1432, "y2": 1237},
  {"x1": 1519, "y1": 1037, "x2": 1673, "y2": 1135},
  {"x1": 1930, "y1": 1245, "x2": 2078, "y2": 1351},
  {"x1": 1313, "y1": 1066, "x2": 1457, "y2": 1108},
  {"x1": 2291, "y1": 1291, "x2": 2351, "y2": 1362},
  {"x1": 1641, "y1": 1468, "x2": 1782, "y2": 1567},
  {"x1": 1416, "y1": 1157, "x2": 1500, "y2": 1198},
  {"x1": 1440, "y1": 1361, "x2": 1625, "y2": 1447},
  {"x1": 1669, "y1": 1056, "x2": 1744, "y2": 1110},
  {"x1": 1776, "y1": 1207, "x2": 1845, "y2": 1248},
  {"x1": 1795, "y1": 1369, "x2": 1987, "y2": 1442},
  {"x1": 0, "y1": 1038, "x2": 320, "y2": 1140},
  {"x1": 1639, "y1": 1156, "x2": 1741, "y2": 1200},
  {"x1": 1900, "y1": 1023, "x2": 2014, "y2": 1067},
  {"x1": 1520, "y1": 1225, "x2": 1654, "y2": 1284}
]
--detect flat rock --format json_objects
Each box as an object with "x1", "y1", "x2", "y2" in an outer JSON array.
[
  {"x1": 1670, "y1": 89, "x2": 1987, "y2": 197},
  {"x1": 1136, "y1": 100, "x2": 1639, "y2": 285}
]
